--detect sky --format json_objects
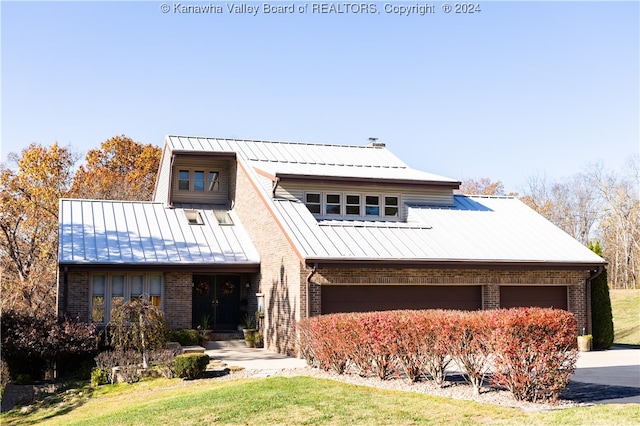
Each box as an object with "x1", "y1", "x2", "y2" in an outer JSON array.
[{"x1": 2, "y1": 1, "x2": 638, "y2": 193}]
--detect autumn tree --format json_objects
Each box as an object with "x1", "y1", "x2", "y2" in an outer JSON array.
[
  {"x1": 71, "y1": 135, "x2": 161, "y2": 201},
  {"x1": 520, "y1": 173, "x2": 600, "y2": 246},
  {"x1": 456, "y1": 177, "x2": 507, "y2": 196},
  {"x1": 0, "y1": 143, "x2": 77, "y2": 316}
]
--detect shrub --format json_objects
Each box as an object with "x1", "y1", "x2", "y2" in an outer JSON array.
[
  {"x1": 303, "y1": 314, "x2": 350, "y2": 374},
  {"x1": 91, "y1": 367, "x2": 110, "y2": 387},
  {"x1": 148, "y1": 348, "x2": 181, "y2": 379},
  {"x1": 356, "y1": 312, "x2": 399, "y2": 379},
  {"x1": 1, "y1": 311, "x2": 97, "y2": 381},
  {"x1": 174, "y1": 354, "x2": 210, "y2": 379},
  {"x1": 94, "y1": 350, "x2": 141, "y2": 383},
  {"x1": 167, "y1": 329, "x2": 200, "y2": 346},
  {"x1": 419, "y1": 310, "x2": 453, "y2": 386},
  {"x1": 489, "y1": 308, "x2": 579, "y2": 402},
  {"x1": 448, "y1": 311, "x2": 495, "y2": 394},
  {"x1": 390, "y1": 311, "x2": 425, "y2": 382}
]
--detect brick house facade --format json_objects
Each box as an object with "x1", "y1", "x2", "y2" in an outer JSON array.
[{"x1": 58, "y1": 136, "x2": 605, "y2": 355}]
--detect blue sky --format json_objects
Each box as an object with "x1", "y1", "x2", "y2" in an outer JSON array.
[{"x1": 2, "y1": 1, "x2": 638, "y2": 192}]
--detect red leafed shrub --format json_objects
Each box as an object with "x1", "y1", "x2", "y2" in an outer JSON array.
[
  {"x1": 448, "y1": 310, "x2": 496, "y2": 394},
  {"x1": 300, "y1": 314, "x2": 351, "y2": 374},
  {"x1": 419, "y1": 310, "x2": 454, "y2": 386},
  {"x1": 489, "y1": 308, "x2": 579, "y2": 402},
  {"x1": 355, "y1": 311, "x2": 400, "y2": 379},
  {"x1": 390, "y1": 311, "x2": 425, "y2": 382}
]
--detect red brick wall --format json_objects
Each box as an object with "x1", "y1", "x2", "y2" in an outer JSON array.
[
  {"x1": 232, "y1": 162, "x2": 303, "y2": 355},
  {"x1": 310, "y1": 267, "x2": 592, "y2": 334},
  {"x1": 164, "y1": 272, "x2": 192, "y2": 329}
]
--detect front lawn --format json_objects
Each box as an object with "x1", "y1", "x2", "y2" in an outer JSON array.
[
  {"x1": 611, "y1": 289, "x2": 640, "y2": 346},
  {"x1": 2, "y1": 376, "x2": 638, "y2": 425}
]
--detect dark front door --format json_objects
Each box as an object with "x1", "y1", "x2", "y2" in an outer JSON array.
[{"x1": 192, "y1": 275, "x2": 241, "y2": 331}]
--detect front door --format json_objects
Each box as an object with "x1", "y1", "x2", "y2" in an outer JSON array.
[{"x1": 192, "y1": 275, "x2": 241, "y2": 331}]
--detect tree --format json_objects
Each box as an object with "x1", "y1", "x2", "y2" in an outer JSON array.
[
  {"x1": 0, "y1": 143, "x2": 77, "y2": 316},
  {"x1": 108, "y1": 297, "x2": 168, "y2": 369},
  {"x1": 588, "y1": 241, "x2": 614, "y2": 349},
  {"x1": 456, "y1": 178, "x2": 507, "y2": 196},
  {"x1": 71, "y1": 135, "x2": 161, "y2": 201},
  {"x1": 520, "y1": 173, "x2": 600, "y2": 245}
]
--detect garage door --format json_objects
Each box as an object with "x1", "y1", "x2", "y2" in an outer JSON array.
[
  {"x1": 321, "y1": 285, "x2": 482, "y2": 314},
  {"x1": 500, "y1": 286, "x2": 567, "y2": 310}
]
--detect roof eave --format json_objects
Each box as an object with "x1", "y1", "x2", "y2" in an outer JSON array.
[
  {"x1": 303, "y1": 258, "x2": 606, "y2": 270},
  {"x1": 260, "y1": 171, "x2": 460, "y2": 189},
  {"x1": 59, "y1": 262, "x2": 260, "y2": 273}
]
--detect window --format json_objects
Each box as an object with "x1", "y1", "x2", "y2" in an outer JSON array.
[
  {"x1": 365, "y1": 195, "x2": 380, "y2": 216},
  {"x1": 305, "y1": 193, "x2": 321, "y2": 214},
  {"x1": 326, "y1": 194, "x2": 341, "y2": 215},
  {"x1": 178, "y1": 170, "x2": 190, "y2": 190},
  {"x1": 213, "y1": 210, "x2": 233, "y2": 225},
  {"x1": 91, "y1": 275, "x2": 106, "y2": 323},
  {"x1": 185, "y1": 210, "x2": 204, "y2": 225},
  {"x1": 304, "y1": 192, "x2": 400, "y2": 219},
  {"x1": 208, "y1": 172, "x2": 219, "y2": 191},
  {"x1": 385, "y1": 196, "x2": 399, "y2": 217},
  {"x1": 194, "y1": 171, "x2": 205, "y2": 191},
  {"x1": 346, "y1": 195, "x2": 361, "y2": 216},
  {"x1": 177, "y1": 170, "x2": 220, "y2": 192},
  {"x1": 90, "y1": 273, "x2": 164, "y2": 324}
]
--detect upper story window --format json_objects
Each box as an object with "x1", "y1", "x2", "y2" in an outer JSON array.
[
  {"x1": 185, "y1": 210, "x2": 204, "y2": 225},
  {"x1": 305, "y1": 191, "x2": 400, "y2": 219},
  {"x1": 178, "y1": 170, "x2": 190, "y2": 190},
  {"x1": 178, "y1": 169, "x2": 220, "y2": 192}
]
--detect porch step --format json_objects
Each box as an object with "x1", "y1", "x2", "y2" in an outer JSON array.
[
  {"x1": 182, "y1": 345, "x2": 206, "y2": 354},
  {"x1": 210, "y1": 331, "x2": 243, "y2": 341},
  {"x1": 205, "y1": 339, "x2": 246, "y2": 350}
]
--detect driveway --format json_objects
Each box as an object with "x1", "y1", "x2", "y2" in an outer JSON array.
[{"x1": 562, "y1": 345, "x2": 640, "y2": 404}]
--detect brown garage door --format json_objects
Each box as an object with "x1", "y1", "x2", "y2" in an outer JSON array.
[
  {"x1": 500, "y1": 286, "x2": 567, "y2": 310},
  {"x1": 321, "y1": 285, "x2": 482, "y2": 314}
]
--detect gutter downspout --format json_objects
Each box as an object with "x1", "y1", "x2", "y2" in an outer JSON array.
[
  {"x1": 167, "y1": 154, "x2": 175, "y2": 207},
  {"x1": 306, "y1": 263, "x2": 318, "y2": 318},
  {"x1": 586, "y1": 265, "x2": 605, "y2": 335}
]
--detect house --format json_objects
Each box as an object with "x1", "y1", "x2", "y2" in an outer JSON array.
[{"x1": 57, "y1": 136, "x2": 606, "y2": 354}]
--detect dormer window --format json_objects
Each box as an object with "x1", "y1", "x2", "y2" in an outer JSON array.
[
  {"x1": 213, "y1": 210, "x2": 233, "y2": 225},
  {"x1": 177, "y1": 169, "x2": 220, "y2": 192},
  {"x1": 178, "y1": 170, "x2": 190, "y2": 190},
  {"x1": 185, "y1": 210, "x2": 204, "y2": 225},
  {"x1": 305, "y1": 191, "x2": 400, "y2": 219}
]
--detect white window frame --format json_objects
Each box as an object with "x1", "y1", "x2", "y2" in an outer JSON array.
[
  {"x1": 89, "y1": 273, "x2": 165, "y2": 325},
  {"x1": 304, "y1": 191, "x2": 401, "y2": 219}
]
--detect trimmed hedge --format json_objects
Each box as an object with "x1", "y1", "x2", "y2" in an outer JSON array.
[
  {"x1": 297, "y1": 308, "x2": 579, "y2": 403},
  {"x1": 174, "y1": 354, "x2": 210, "y2": 379},
  {"x1": 167, "y1": 329, "x2": 201, "y2": 346}
]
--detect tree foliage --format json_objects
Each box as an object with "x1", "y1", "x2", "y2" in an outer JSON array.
[
  {"x1": 456, "y1": 177, "x2": 507, "y2": 196},
  {"x1": 520, "y1": 159, "x2": 639, "y2": 289},
  {"x1": 588, "y1": 241, "x2": 614, "y2": 349},
  {"x1": 108, "y1": 297, "x2": 168, "y2": 369},
  {"x1": 0, "y1": 311, "x2": 97, "y2": 380},
  {"x1": 0, "y1": 143, "x2": 77, "y2": 315},
  {"x1": 71, "y1": 135, "x2": 161, "y2": 201}
]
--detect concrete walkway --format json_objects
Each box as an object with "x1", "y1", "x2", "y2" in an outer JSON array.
[{"x1": 205, "y1": 340, "x2": 640, "y2": 404}]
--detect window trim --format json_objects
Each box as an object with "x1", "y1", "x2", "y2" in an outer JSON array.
[
  {"x1": 176, "y1": 169, "x2": 221, "y2": 192},
  {"x1": 304, "y1": 191, "x2": 401, "y2": 219},
  {"x1": 89, "y1": 273, "x2": 165, "y2": 325}
]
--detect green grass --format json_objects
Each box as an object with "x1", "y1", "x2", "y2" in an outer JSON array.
[
  {"x1": 2, "y1": 376, "x2": 639, "y2": 425},
  {"x1": 611, "y1": 289, "x2": 640, "y2": 345}
]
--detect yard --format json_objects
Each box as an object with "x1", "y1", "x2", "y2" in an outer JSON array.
[
  {"x1": 2, "y1": 290, "x2": 638, "y2": 425},
  {"x1": 1, "y1": 376, "x2": 639, "y2": 426},
  {"x1": 611, "y1": 289, "x2": 640, "y2": 346}
]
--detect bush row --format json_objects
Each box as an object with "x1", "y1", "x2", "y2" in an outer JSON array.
[{"x1": 297, "y1": 308, "x2": 578, "y2": 402}]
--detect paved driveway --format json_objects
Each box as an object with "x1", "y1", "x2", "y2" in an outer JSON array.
[{"x1": 563, "y1": 346, "x2": 640, "y2": 404}]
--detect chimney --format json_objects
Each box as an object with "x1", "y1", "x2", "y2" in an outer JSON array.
[{"x1": 367, "y1": 137, "x2": 385, "y2": 148}]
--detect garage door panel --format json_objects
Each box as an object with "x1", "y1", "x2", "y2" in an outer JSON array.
[
  {"x1": 321, "y1": 285, "x2": 482, "y2": 314},
  {"x1": 500, "y1": 286, "x2": 567, "y2": 310}
]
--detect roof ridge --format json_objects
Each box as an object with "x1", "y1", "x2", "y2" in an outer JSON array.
[{"x1": 166, "y1": 135, "x2": 387, "y2": 149}]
